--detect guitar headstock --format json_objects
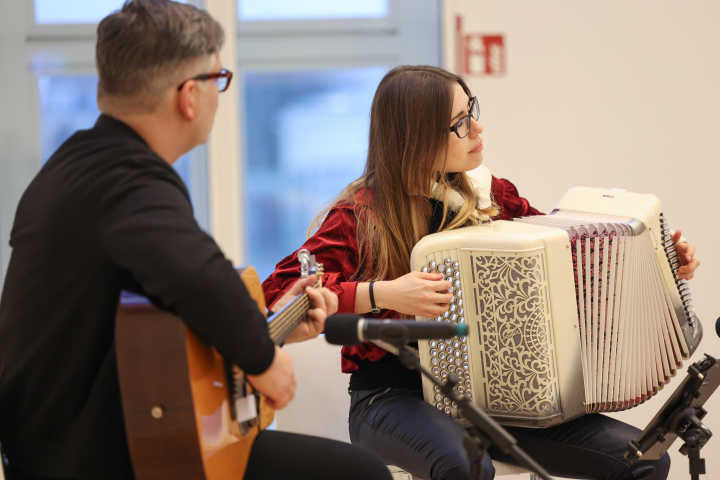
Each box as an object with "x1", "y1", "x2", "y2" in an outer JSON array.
[{"x1": 298, "y1": 249, "x2": 324, "y2": 288}]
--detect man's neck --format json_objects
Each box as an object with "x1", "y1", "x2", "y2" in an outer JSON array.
[{"x1": 103, "y1": 110, "x2": 187, "y2": 165}]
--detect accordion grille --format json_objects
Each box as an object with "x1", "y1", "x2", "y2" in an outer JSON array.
[{"x1": 470, "y1": 250, "x2": 562, "y2": 418}]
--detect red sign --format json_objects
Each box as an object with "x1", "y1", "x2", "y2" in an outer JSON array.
[{"x1": 455, "y1": 15, "x2": 506, "y2": 76}]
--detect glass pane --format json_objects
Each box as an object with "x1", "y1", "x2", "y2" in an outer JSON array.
[
  {"x1": 37, "y1": 75, "x2": 208, "y2": 229},
  {"x1": 34, "y1": 0, "x2": 185, "y2": 24},
  {"x1": 37, "y1": 75, "x2": 99, "y2": 162},
  {"x1": 239, "y1": 0, "x2": 388, "y2": 21},
  {"x1": 243, "y1": 67, "x2": 387, "y2": 282}
]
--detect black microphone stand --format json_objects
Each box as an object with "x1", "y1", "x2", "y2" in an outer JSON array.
[
  {"x1": 379, "y1": 326, "x2": 553, "y2": 480},
  {"x1": 625, "y1": 354, "x2": 719, "y2": 480}
]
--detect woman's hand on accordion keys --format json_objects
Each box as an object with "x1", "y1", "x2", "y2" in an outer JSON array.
[
  {"x1": 672, "y1": 229, "x2": 700, "y2": 280},
  {"x1": 371, "y1": 272, "x2": 453, "y2": 318}
]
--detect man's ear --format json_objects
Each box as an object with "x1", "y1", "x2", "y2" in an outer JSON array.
[{"x1": 177, "y1": 81, "x2": 197, "y2": 121}]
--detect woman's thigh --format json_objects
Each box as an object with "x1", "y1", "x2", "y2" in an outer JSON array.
[
  {"x1": 349, "y1": 388, "x2": 494, "y2": 480},
  {"x1": 490, "y1": 414, "x2": 670, "y2": 480}
]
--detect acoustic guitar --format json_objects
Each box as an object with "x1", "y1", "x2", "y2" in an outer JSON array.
[{"x1": 116, "y1": 250, "x2": 322, "y2": 479}]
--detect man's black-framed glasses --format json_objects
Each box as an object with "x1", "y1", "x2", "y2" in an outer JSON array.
[
  {"x1": 177, "y1": 68, "x2": 233, "y2": 92},
  {"x1": 449, "y1": 96, "x2": 479, "y2": 139}
]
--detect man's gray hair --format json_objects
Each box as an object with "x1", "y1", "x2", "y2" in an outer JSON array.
[{"x1": 96, "y1": 0, "x2": 225, "y2": 112}]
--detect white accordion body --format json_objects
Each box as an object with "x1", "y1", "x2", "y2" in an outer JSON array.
[{"x1": 411, "y1": 187, "x2": 702, "y2": 427}]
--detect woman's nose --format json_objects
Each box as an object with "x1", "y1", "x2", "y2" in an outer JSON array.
[{"x1": 469, "y1": 117, "x2": 483, "y2": 137}]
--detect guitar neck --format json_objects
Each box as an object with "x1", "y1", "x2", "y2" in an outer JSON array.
[
  {"x1": 267, "y1": 292, "x2": 312, "y2": 345},
  {"x1": 265, "y1": 251, "x2": 324, "y2": 345}
]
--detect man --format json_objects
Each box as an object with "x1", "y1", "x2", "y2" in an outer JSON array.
[{"x1": 0, "y1": 1, "x2": 391, "y2": 479}]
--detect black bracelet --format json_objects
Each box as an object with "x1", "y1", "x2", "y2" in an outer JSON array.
[{"x1": 369, "y1": 280, "x2": 381, "y2": 314}]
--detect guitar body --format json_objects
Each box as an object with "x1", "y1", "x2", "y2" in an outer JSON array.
[{"x1": 116, "y1": 266, "x2": 274, "y2": 480}]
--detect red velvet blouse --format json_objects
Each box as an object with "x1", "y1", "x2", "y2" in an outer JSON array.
[{"x1": 262, "y1": 175, "x2": 543, "y2": 373}]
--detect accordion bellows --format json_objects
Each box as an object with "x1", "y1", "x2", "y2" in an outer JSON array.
[{"x1": 411, "y1": 187, "x2": 702, "y2": 427}]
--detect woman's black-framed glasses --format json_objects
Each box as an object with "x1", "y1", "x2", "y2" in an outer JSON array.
[
  {"x1": 449, "y1": 96, "x2": 479, "y2": 139},
  {"x1": 177, "y1": 68, "x2": 233, "y2": 92}
]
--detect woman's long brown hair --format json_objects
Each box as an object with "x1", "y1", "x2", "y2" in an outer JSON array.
[{"x1": 310, "y1": 65, "x2": 496, "y2": 283}]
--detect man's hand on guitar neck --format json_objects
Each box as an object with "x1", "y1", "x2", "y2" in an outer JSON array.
[
  {"x1": 246, "y1": 346, "x2": 296, "y2": 409},
  {"x1": 274, "y1": 275, "x2": 339, "y2": 345},
  {"x1": 249, "y1": 275, "x2": 339, "y2": 409}
]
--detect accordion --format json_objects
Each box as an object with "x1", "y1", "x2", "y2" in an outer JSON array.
[{"x1": 411, "y1": 187, "x2": 702, "y2": 428}]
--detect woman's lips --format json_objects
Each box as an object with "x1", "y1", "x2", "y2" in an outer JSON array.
[{"x1": 470, "y1": 141, "x2": 483, "y2": 153}]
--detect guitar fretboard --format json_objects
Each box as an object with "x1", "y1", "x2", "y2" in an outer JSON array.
[
  {"x1": 267, "y1": 278, "x2": 321, "y2": 345},
  {"x1": 268, "y1": 294, "x2": 310, "y2": 344}
]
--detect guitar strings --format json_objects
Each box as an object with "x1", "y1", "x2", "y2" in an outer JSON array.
[
  {"x1": 268, "y1": 279, "x2": 323, "y2": 343},
  {"x1": 269, "y1": 294, "x2": 310, "y2": 343},
  {"x1": 270, "y1": 295, "x2": 310, "y2": 328}
]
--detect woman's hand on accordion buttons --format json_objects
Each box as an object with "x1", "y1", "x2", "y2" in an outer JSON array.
[
  {"x1": 672, "y1": 229, "x2": 700, "y2": 280},
  {"x1": 376, "y1": 272, "x2": 453, "y2": 318}
]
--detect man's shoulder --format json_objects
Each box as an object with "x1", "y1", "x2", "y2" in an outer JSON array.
[
  {"x1": 66, "y1": 124, "x2": 159, "y2": 163},
  {"x1": 48, "y1": 124, "x2": 176, "y2": 182},
  {"x1": 28, "y1": 124, "x2": 187, "y2": 217}
]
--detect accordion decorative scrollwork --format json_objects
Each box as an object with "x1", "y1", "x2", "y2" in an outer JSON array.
[{"x1": 471, "y1": 251, "x2": 561, "y2": 419}]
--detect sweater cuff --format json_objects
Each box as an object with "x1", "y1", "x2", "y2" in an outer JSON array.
[
  {"x1": 244, "y1": 338, "x2": 276, "y2": 376},
  {"x1": 335, "y1": 281, "x2": 359, "y2": 314}
]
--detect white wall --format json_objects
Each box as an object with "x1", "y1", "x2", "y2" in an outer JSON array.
[{"x1": 443, "y1": 1, "x2": 720, "y2": 478}]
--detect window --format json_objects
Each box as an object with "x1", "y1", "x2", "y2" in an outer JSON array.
[
  {"x1": 236, "y1": 0, "x2": 440, "y2": 280},
  {"x1": 243, "y1": 67, "x2": 386, "y2": 280},
  {"x1": 33, "y1": 0, "x2": 187, "y2": 24},
  {"x1": 238, "y1": 0, "x2": 388, "y2": 21},
  {"x1": 34, "y1": 0, "x2": 125, "y2": 24},
  {"x1": 37, "y1": 75, "x2": 99, "y2": 162}
]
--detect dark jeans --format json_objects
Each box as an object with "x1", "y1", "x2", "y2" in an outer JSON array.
[
  {"x1": 3, "y1": 430, "x2": 392, "y2": 480},
  {"x1": 349, "y1": 387, "x2": 671, "y2": 480}
]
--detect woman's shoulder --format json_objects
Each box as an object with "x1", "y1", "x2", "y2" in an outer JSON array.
[
  {"x1": 352, "y1": 185, "x2": 374, "y2": 205},
  {"x1": 487, "y1": 173, "x2": 544, "y2": 218},
  {"x1": 327, "y1": 186, "x2": 373, "y2": 211},
  {"x1": 490, "y1": 175, "x2": 523, "y2": 197}
]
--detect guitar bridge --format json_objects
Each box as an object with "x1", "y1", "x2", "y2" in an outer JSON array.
[{"x1": 227, "y1": 362, "x2": 259, "y2": 436}]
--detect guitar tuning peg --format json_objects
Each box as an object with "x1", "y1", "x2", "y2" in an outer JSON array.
[{"x1": 298, "y1": 249, "x2": 312, "y2": 278}]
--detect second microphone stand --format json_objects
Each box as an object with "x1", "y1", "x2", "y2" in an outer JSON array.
[{"x1": 382, "y1": 331, "x2": 553, "y2": 480}]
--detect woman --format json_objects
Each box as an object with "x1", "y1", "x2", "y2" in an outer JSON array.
[{"x1": 263, "y1": 65, "x2": 698, "y2": 480}]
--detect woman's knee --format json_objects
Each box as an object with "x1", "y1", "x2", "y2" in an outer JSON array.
[
  {"x1": 631, "y1": 452, "x2": 670, "y2": 480},
  {"x1": 432, "y1": 454, "x2": 494, "y2": 480}
]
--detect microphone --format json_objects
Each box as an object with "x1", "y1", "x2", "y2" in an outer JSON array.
[{"x1": 324, "y1": 313, "x2": 468, "y2": 346}]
